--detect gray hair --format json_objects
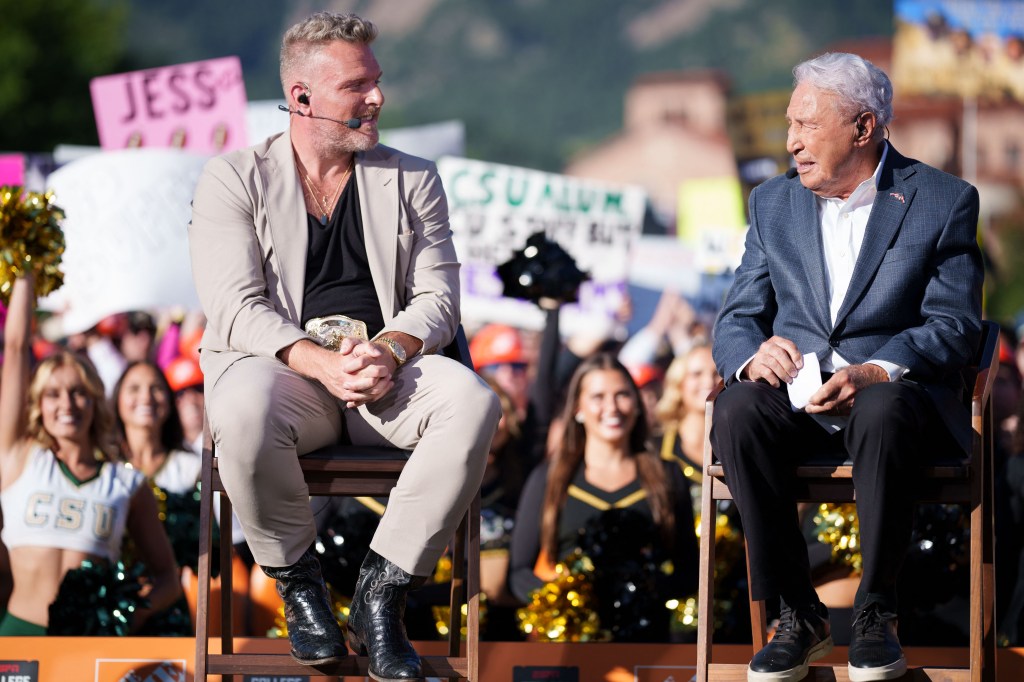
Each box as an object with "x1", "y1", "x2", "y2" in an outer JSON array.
[
  {"x1": 280, "y1": 12, "x2": 378, "y2": 88},
  {"x1": 793, "y1": 52, "x2": 893, "y2": 128}
]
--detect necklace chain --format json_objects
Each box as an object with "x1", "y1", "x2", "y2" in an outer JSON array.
[{"x1": 300, "y1": 158, "x2": 354, "y2": 224}]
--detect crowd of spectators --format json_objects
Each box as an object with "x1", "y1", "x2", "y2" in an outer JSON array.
[{"x1": 2, "y1": 284, "x2": 1024, "y2": 646}]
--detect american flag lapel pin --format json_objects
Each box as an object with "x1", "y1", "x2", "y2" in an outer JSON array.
[{"x1": 889, "y1": 192, "x2": 905, "y2": 203}]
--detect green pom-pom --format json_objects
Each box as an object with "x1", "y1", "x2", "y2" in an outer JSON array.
[{"x1": 46, "y1": 560, "x2": 149, "y2": 636}]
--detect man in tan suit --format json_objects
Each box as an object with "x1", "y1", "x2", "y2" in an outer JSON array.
[{"x1": 188, "y1": 12, "x2": 500, "y2": 680}]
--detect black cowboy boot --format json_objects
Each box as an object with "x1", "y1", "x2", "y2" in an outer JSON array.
[
  {"x1": 346, "y1": 549, "x2": 428, "y2": 682},
  {"x1": 261, "y1": 546, "x2": 347, "y2": 666}
]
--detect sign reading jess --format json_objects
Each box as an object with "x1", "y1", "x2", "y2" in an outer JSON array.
[
  {"x1": 0, "y1": 660, "x2": 38, "y2": 682},
  {"x1": 90, "y1": 56, "x2": 248, "y2": 155}
]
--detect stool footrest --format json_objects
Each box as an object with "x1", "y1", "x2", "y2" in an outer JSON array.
[
  {"x1": 206, "y1": 653, "x2": 467, "y2": 677},
  {"x1": 706, "y1": 663, "x2": 971, "y2": 682}
]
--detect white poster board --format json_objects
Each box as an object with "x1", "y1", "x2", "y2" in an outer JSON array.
[
  {"x1": 40, "y1": 148, "x2": 206, "y2": 335},
  {"x1": 438, "y1": 157, "x2": 646, "y2": 333}
]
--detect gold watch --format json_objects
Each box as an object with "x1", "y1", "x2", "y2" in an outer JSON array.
[{"x1": 374, "y1": 336, "x2": 408, "y2": 367}]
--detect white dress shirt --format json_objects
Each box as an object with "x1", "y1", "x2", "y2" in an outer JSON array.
[{"x1": 816, "y1": 142, "x2": 904, "y2": 381}]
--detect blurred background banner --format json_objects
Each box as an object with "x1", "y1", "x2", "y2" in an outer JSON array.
[
  {"x1": 438, "y1": 156, "x2": 646, "y2": 332},
  {"x1": 89, "y1": 56, "x2": 249, "y2": 154},
  {"x1": 676, "y1": 176, "x2": 747, "y2": 275},
  {"x1": 38, "y1": 148, "x2": 206, "y2": 335},
  {"x1": 894, "y1": 0, "x2": 1024, "y2": 101}
]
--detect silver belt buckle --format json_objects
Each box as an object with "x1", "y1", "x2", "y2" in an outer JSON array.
[{"x1": 304, "y1": 314, "x2": 369, "y2": 351}]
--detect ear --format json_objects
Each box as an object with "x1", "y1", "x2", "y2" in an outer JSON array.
[
  {"x1": 289, "y1": 83, "x2": 309, "y2": 108},
  {"x1": 854, "y1": 111, "x2": 877, "y2": 146}
]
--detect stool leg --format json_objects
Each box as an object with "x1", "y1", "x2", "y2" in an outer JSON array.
[
  {"x1": 218, "y1": 489, "x2": 235, "y2": 682},
  {"x1": 467, "y1": 491, "x2": 481, "y2": 682},
  {"x1": 745, "y1": 540, "x2": 768, "y2": 652},
  {"x1": 696, "y1": 474, "x2": 716, "y2": 682},
  {"x1": 449, "y1": 513, "x2": 466, "y2": 681},
  {"x1": 195, "y1": 427, "x2": 214, "y2": 682}
]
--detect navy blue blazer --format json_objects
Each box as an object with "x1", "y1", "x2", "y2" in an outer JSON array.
[{"x1": 712, "y1": 145, "x2": 983, "y2": 452}]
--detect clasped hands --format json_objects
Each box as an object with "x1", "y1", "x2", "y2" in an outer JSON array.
[
  {"x1": 310, "y1": 336, "x2": 397, "y2": 408},
  {"x1": 742, "y1": 336, "x2": 888, "y2": 415}
]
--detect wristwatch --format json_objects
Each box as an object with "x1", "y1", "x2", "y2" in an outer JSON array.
[{"x1": 373, "y1": 336, "x2": 408, "y2": 367}]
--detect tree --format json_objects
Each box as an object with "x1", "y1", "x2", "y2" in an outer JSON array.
[{"x1": 0, "y1": 0, "x2": 130, "y2": 152}]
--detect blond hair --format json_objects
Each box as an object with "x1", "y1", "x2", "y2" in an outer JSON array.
[
  {"x1": 654, "y1": 341, "x2": 712, "y2": 429},
  {"x1": 26, "y1": 352, "x2": 114, "y2": 454},
  {"x1": 280, "y1": 12, "x2": 378, "y2": 92}
]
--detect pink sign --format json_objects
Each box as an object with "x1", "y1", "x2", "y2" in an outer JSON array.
[
  {"x1": 0, "y1": 154, "x2": 24, "y2": 186},
  {"x1": 90, "y1": 56, "x2": 248, "y2": 155}
]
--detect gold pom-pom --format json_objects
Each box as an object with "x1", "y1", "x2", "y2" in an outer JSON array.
[
  {"x1": 684, "y1": 506, "x2": 744, "y2": 634},
  {"x1": 813, "y1": 503, "x2": 862, "y2": 573},
  {"x1": 430, "y1": 554, "x2": 487, "y2": 639},
  {"x1": 515, "y1": 552, "x2": 607, "y2": 642},
  {"x1": 0, "y1": 185, "x2": 66, "y2": 304},
  {"x1": 151, "y1": 483, "x2": 169, "y2": 521},
  {"x1": 668, "y1": 596, "x2": 698, "y2": 632}
]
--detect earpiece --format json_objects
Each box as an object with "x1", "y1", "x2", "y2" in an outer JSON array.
[
  {"x1": 855, "y1": 112, "x2": 867, "y2": 138},
  {"x1": 298, "y1": 92, "x2": 310, "y2": 105}
]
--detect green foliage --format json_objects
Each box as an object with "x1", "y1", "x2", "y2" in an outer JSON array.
[
  {"x1": 0, "y1": 0, "x2": 894, "y2": 168},
  {"x1": 366, "y1": 0, "x2": 894, "y2": 171},
  {"x1": 0, "y1": 0, "x2": 129, "y2": 151},
  {"x1": 120, "y1": 0, "x2": 288, "y2": 100}
]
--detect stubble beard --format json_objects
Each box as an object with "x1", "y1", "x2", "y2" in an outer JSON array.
[{"x1": 314, "y1": 128, "x2": 379, "y2": 158}]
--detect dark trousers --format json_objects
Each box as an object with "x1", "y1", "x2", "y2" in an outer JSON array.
[{"x1": 710, "y1": 380, "x2": 959, "y2": 613}]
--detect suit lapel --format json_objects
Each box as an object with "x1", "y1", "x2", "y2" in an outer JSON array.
[
  {"x1": 356, "y1": 147, "x2": 398, "y2": 320},
  {"x1": 791, "y1": 186, "x2": 832, "y2": 328},
  {"x1": 261, "y1": 133, "x2": 308, "y2": 324},
  {"x1": 834, "y1": 150, "x2": 916, "y2": 326}
]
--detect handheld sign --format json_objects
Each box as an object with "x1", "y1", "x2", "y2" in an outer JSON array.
[{"x1": 90, "y1": 56, "x2": 248, "y2": 155}]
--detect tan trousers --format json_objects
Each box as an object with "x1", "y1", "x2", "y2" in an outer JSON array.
[{"x1": 206, "y1": 353, "x2": 501, "y2": 575}]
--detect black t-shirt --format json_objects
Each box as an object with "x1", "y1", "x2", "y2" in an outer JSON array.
[{"x1": 301, "y1": 174, "x2": 385, "y2": 337}]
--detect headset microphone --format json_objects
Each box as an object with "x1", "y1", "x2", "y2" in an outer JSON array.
[
  {"x1": 276, "y1": 104, "x2": 362, "y2": 129},
  {"x1": 786, "y1": 167, "x2": 799, "y2": 179}
]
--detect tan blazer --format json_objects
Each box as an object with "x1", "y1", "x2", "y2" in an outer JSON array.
[{"x1": 188, "y1": 131, "x2": 460, "y2": 389}]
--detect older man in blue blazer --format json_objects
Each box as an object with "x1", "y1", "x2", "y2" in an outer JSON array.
[{"x1": 711, "y1": 52, "x2": 983, "y2": 682}]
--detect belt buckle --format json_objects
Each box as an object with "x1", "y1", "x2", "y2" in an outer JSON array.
[{"x1": 304, "y1": 314, "x2": 369, "y2": 351}]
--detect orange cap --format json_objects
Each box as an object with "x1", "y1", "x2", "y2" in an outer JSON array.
[
  {"x1": 469, "y1": 324, "x2": 525, "y2": 371},
  {"x1": 627, "y1": 363, "x2": 662, "y2": 389},
  {"x1": 179, "y1": 326, "x2": 204, "y2": 362},
  {"x1": 999, "y1": 331, "x2": 1017, "y2": 364},
  {"x1": 165, "y1": 356, "x2": 204, "y2": 392}
]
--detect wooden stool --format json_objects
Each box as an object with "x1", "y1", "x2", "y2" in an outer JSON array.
[
  {"x1": 194, "y1": 329, "x2": 481, "y2": 680},
  {"x1": 695, "y1": 320, "x2": 1000, "y2": 682}
]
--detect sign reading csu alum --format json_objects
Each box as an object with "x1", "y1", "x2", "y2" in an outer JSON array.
[
  {"x1": 0, "y1": 660, "x2": 38, "y2": 682},
  {"x1": 438, "y1": 156, "x2": 646, "y2": 332},
  {"x1": 89, "y1": 56, "x2": 248, "y2": 155}
]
